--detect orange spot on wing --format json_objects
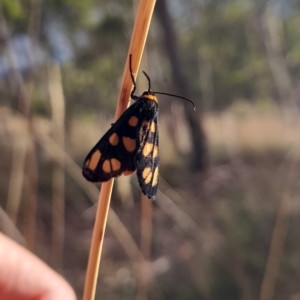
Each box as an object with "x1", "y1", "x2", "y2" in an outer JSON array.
[
  {"x1": 111, "y1": 158, "x2": 121, "y2": 171},
  {"x1": 128, "y1": 116, "x2": 138, "y2": 127},
  {"x1": 123, "y1": 137, "x2": 136, "y2": 152},
  {"x1": 152, "y1": 167, "x2": 159, "y2": 187},
  {"x1": 109, "y1": 133, "x2": 119, "y2": 146},
  {"x1": 142, "y1": 167, "x2": 152, "y2": 184},
  {"x1": 143, "y1": 142, "x2": 154, "y2": 157},
  {"x1": 145, "y1": 172, "x2": 152, "y2": 184},
  {"x1": 153, "y1": 145, "x2": 159, "y2": 158},
  {"x1": 87, "y1": 150, "x2": 101, "y2": 171},
  {"x1": 142, "y1": 167, "x2": 151, "y2": 178},
  {"x1": 102, "y1": 160, "x2": 111, "y2": 173},
  {"x1": 150, "y1": 122, "x2": 156, "y2": 133}
]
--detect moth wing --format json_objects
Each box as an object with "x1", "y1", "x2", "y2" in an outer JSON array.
[
  {"x1": 82, "y1": 103, "x2": 141, "y2": 182},
  {"x1": 135, "y1": 117, "x2": 159, "y2": 199}
]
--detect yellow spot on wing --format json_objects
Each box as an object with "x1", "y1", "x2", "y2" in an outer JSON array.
[
  {"x1": 123, "y1": 137, "x2": 136, "y2": 152},
  {"x1": 88, "y1": 150, "x2": 101, "y2": 171},
  {"x1": 142, "y1": 167, "x2": 151, "y2": 178},
  {"x1": 103, "y1": 160, "x2": 111, "y2": 173},
  {"x1": 153, "y1": 145, "x2": 158, "y2": 158},
  {"x1": 142, "y1": 167, "x2": 152, "y2": 184},
  {"x1": 111, "y1": 158, "x2": 121, "y2": 171},
  {"x1": 152, "y1": 167, "x2": 159, "y2": 187},
  {"x1": 150, "y1": 122, "x2": 156, "y2": 133},
  {"x1": 109, "y1": 133, "x2": 119, "y2": 146},
  {"x1": 128, "y1": 116, "x2": 138, "y2": 127},
  {"x1": 143, "y1": 142, "x2": 154, "y2": 157}
]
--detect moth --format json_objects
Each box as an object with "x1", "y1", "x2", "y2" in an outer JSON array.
[{"x1": 82, "y1": 55, "x2": 194, "y2": 199}]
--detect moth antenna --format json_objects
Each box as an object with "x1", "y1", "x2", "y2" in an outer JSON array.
[
  {"x1": 129, "y1": 55, "x2": 195, "y2": 110},
  {"x1": 142, "y1": 71, "x2": 151, "y2": 91},
  {"x1": 153, "y1": 91, "x2": 196, "y2": 111},
  {"x1": 129, "y1": 55, "x2": 138, "y2": 100}
]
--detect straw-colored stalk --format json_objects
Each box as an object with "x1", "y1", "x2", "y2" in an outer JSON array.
[
  {"x1": 82, "y1": 1, "x2": 157, "y2": 299},
  {"x1": 137, "y1": 195, "x2": 153, "y2": 299}
]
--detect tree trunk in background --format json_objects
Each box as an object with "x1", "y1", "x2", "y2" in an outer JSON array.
[
  {"x1": 261, "y1": 6, "x2": 298, "y2": 120},
  {"x1": 249, "y1": 2, "x2": 299, "y2": 121},
  {"x1": 155, "y1": 0, "x2": 207, "y2": 173}
]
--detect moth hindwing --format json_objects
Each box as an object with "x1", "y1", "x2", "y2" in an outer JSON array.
[{"x1": 82, "y1": 91, "x2": 160, "y2": 200}]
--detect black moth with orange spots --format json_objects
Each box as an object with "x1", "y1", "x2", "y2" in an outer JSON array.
[{"x1": 82, "y1": 55, "x2": 195, "y2": 199}]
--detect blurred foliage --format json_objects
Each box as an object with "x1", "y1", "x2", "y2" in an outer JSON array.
[
  {"x1": 1, "y1": 0, "x2": 300, "y2": 112},
  {"x1": 2, "y1": 0, "x2": 23, "y2": 20}
]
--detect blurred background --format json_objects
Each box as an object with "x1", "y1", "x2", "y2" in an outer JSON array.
[{"x1": 1, "y1": 0, "x2": 300, "y2": 299}]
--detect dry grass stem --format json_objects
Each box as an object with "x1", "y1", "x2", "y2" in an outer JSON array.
[{"x1": 137, "y1": 195, "x2": 153, "y2": 299}]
